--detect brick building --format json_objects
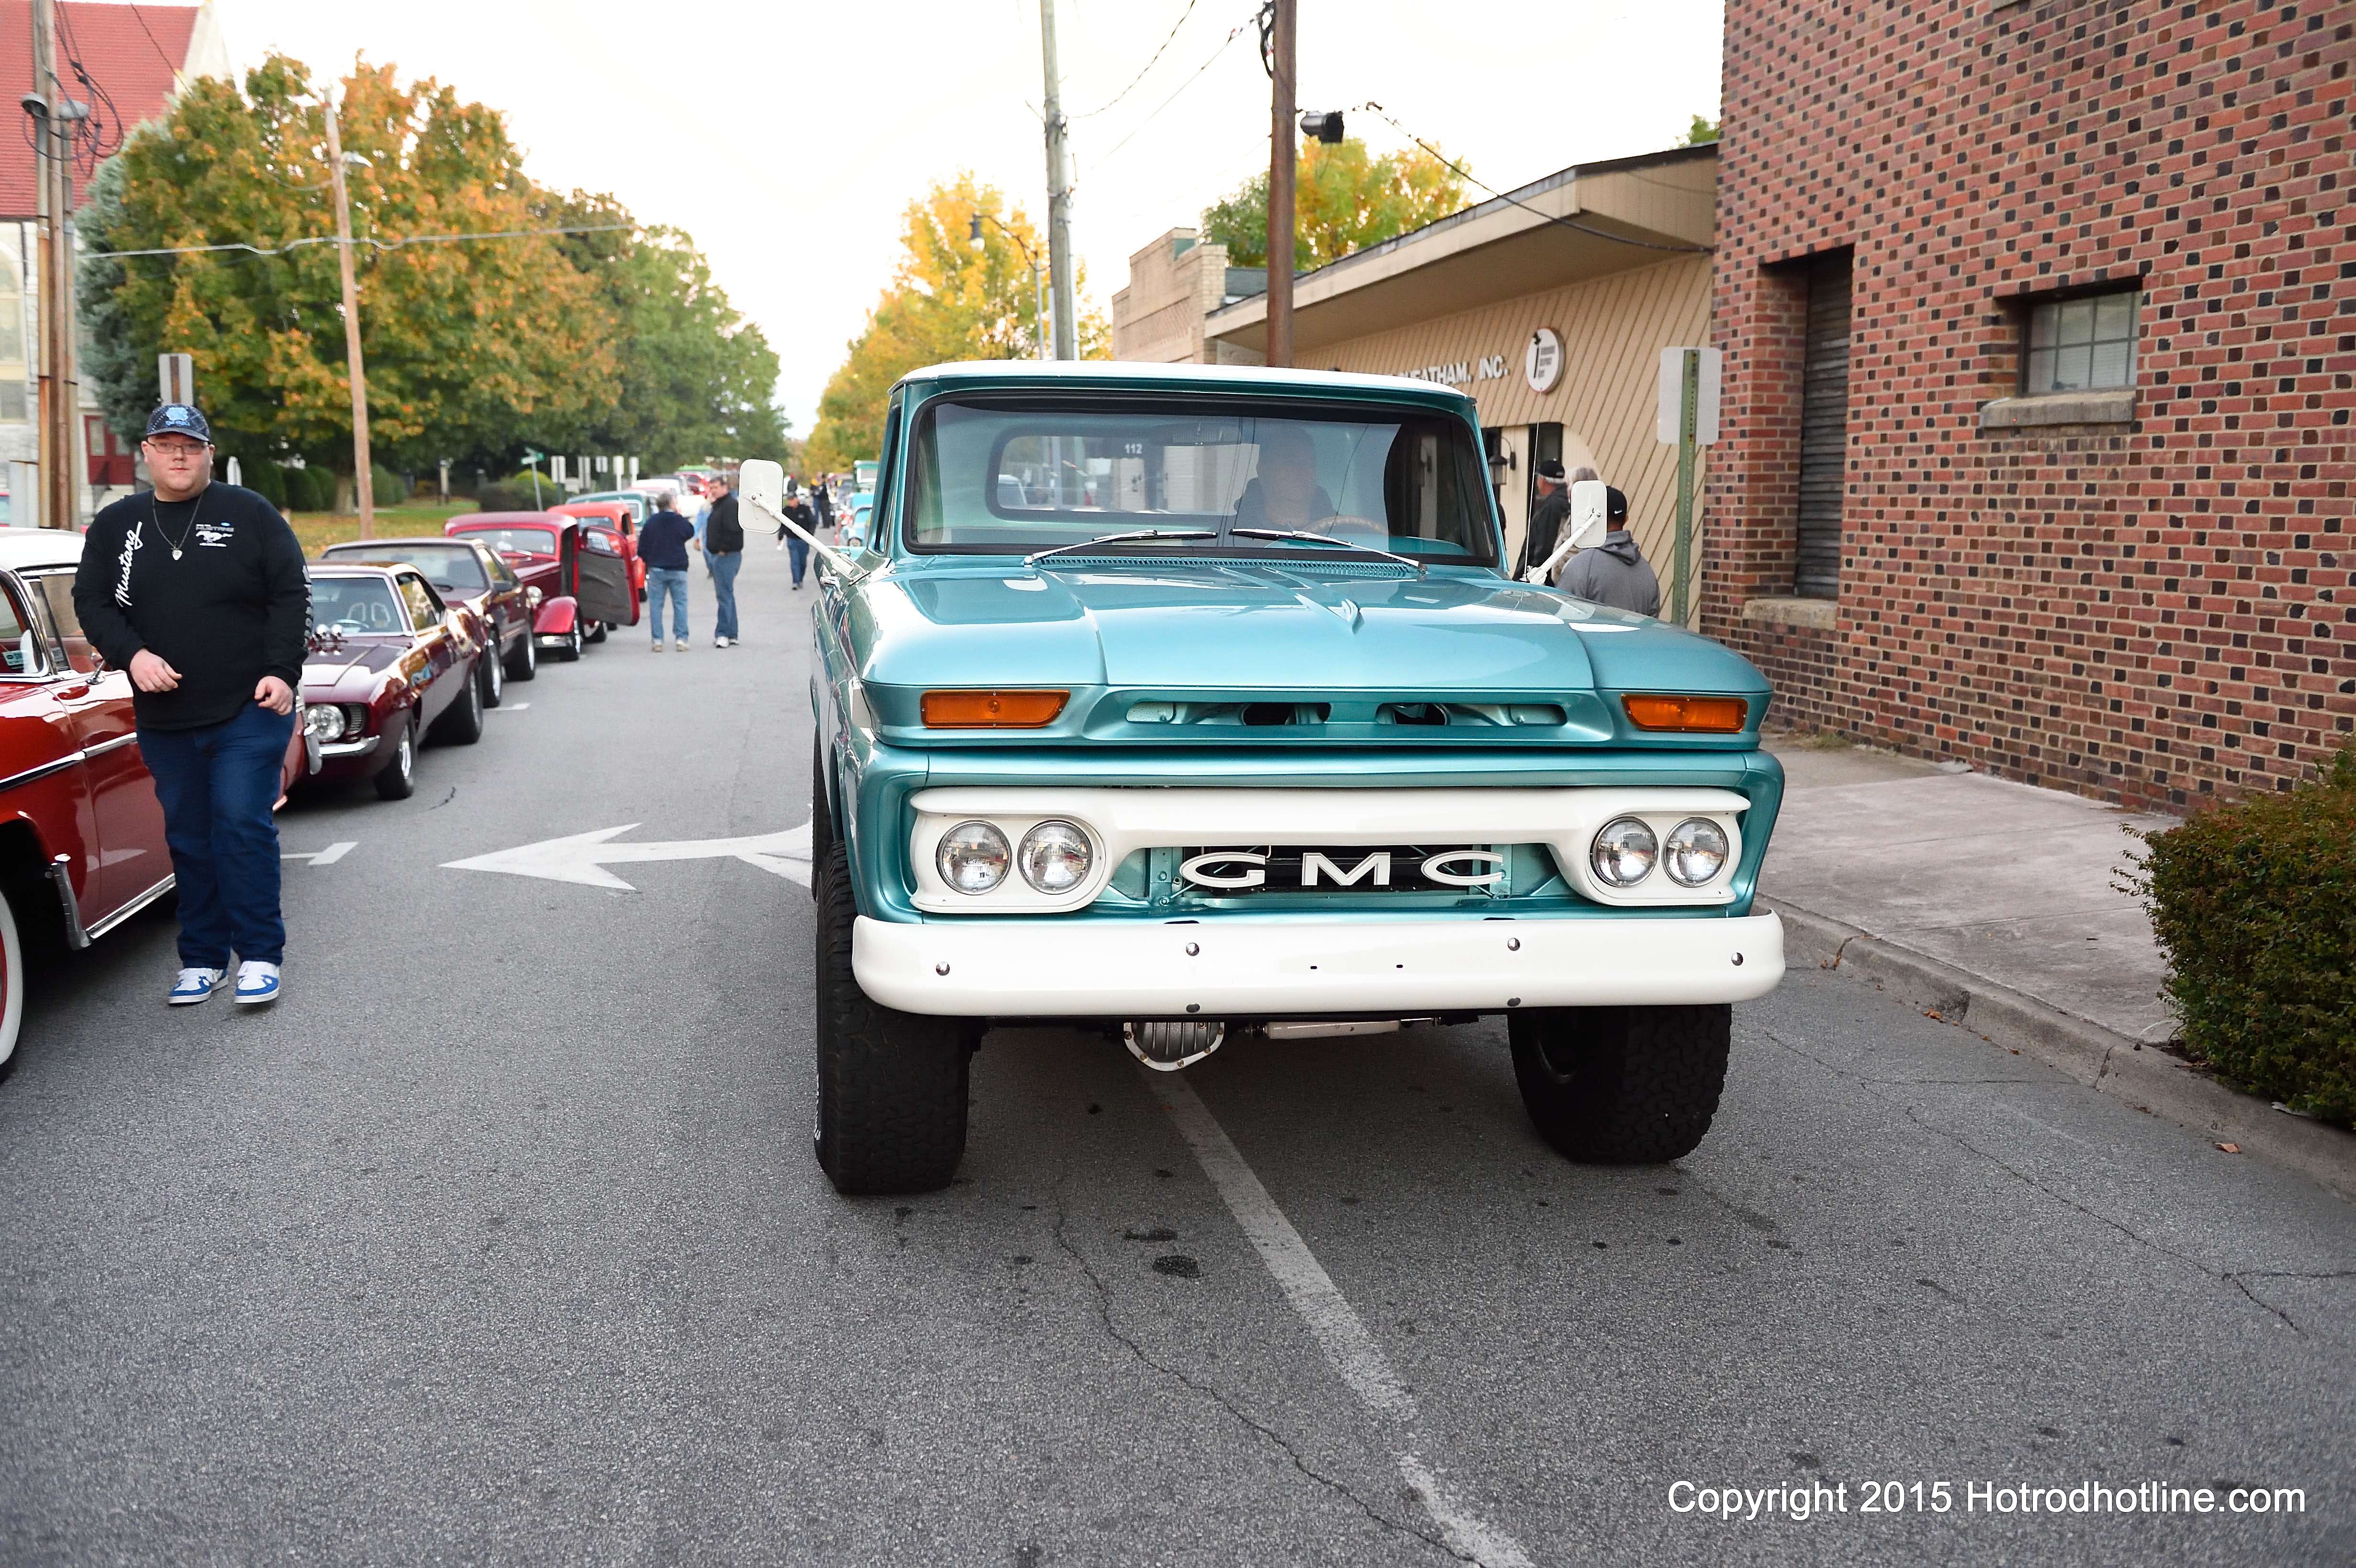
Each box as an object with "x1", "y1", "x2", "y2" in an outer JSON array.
[{"x1": 1704, "y1": 0, "x2": 2354, "y2": 809}]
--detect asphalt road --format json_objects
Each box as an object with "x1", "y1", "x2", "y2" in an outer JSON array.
[{"x1": 3, "y1": 540, "x2": 2350, "y2": 1566}]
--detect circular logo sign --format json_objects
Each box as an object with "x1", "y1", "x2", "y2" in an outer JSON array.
[{"x1": 1525, "y1": 327, "x2": 1564, "y2": 394}]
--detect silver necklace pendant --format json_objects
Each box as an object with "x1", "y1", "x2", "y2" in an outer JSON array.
[{"x1": 172, "y1": 547, "x2": 183, "y2": 560}]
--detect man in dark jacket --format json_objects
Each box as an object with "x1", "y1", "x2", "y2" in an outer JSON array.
[
  {"x1": 1558, "y1": 485, "x2": 1662, "y2": 617},
  {"x1": 702, "y1": 473, "x2": 745, "y2": 647},
  {"x1": 71, "y1": 403, "x2": 308, "y2": 1007},
  {"x1": 1513, "y1": 459, "x2": 1574, "y2": 580},
  {"x1": 640, "y1": 492, "x2": 696, "y2": 650}
]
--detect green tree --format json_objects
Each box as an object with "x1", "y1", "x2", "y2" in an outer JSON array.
[
  {"x1": 1200, "y1": 137, "x2": 1467, "y2": 272},
  {"x1": 533, "y1": 189, "x2": 787, "y2": 468},
  {"x1": 806, "y1": 172, "x2": 1106, "y2": 474},
  {"x1": 79, "y1": 55, "x2": 616, "y2": 480},
  {"x1": 1682, "y1": 114, "x2": 1719, "y2": 146}
]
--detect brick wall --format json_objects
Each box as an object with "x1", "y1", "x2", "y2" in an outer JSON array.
[{"x1": 1705, "y1": 0, "x2": 2356, "y2": 810}]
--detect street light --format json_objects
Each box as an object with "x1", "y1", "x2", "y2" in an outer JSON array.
[
  {"x1": 1299, "y1": 109, "x2": 1345, "y2": 144},
  {"x1": 969, "y1": 210, "x2": 1049, "y2": 363}
]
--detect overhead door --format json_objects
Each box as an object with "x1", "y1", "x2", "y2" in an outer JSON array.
[{"x1": 1795, "y1": 252, "x2": 1852, "y2": 599}]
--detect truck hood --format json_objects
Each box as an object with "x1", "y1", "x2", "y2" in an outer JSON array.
[{"x1": 855, "y1": 562, "x2": 1760, "y2": 699}]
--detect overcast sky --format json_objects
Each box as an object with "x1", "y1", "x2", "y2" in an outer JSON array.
[{"x1": 194, "y1": 0, "x2": 1723, "y2": 437}]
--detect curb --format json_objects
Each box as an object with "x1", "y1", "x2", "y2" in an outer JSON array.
[{"x1": 1765, "y1": 899, "x2": 2356, "y2": 1204}]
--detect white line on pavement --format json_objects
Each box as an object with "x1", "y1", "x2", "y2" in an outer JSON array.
[
  {"x1": 283, "y1": 841, "x2": 357, "y2": 866},
  {"x1": 492, "y1": 702, "x2": 529, "y2": 711},
  {"x1": 1149, "y1": 1070, "x2": 1535, "y2": 1568}
]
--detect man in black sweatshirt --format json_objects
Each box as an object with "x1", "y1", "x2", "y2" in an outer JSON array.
[
  {"x1": 72, "y1": 403, "x2": 309, "y2": 1008},
  {"x1": 702, "y1": 472, "x2": 744, "y2": 647}
]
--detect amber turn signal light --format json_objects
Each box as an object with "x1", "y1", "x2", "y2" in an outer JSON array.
[
  {"x1": 1623, "y1": 694, "x2": 1749, "y2": 733},
  {"x1": 921, "y1": 689, "x2": 1069, "y2": 728}
]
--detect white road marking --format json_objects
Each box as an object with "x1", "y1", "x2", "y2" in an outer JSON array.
[
  {"x1": 491, "y1": 702, "x2": 529, "y2": 710},
  {"x1": 283, "y1": 841, "x2": 357, "y2": 866},
  {"x1": 441, "y1": 821, "x2": 811, "y2": 891},
  {"x1": 1150, "y1": 1071, "x2": 1535, "y2": 1568}
]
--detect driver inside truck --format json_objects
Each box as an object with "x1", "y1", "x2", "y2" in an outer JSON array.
[{"x1": 1231, "y1": 423, "x2": 1336, "y2": 531}]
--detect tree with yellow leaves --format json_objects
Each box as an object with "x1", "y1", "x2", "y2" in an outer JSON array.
[
  {"x1": 1200, "y1": 137, "x2": 1467, "y2": 272},
  {"x1": 806, "y1": 173, "x2": 1106, "y2": 474}
]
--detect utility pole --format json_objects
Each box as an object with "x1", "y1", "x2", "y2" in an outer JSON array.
[
  {"x1": 1038, "y1": 0, "x2": 1076, "y2": 359},
  {"x1": 322, "y1": 93, "x2": 376, "y2": 538},
  {"x1": 1264, "y1": 0, "x2": 1297, "y2": 368},
  {"x1": 32, "y1": 0, "x2": 83, "y2": 529}
]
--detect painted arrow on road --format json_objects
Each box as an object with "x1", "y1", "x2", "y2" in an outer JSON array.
[{"x1": 441, "y1": 821, "x2": 812, "y2": 892}]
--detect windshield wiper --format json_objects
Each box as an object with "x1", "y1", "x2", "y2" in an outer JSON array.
[
  {"x1": 1230, "y1": 527, "x2": 1427, "y2": 577},
  {"x1": 1025, "y1": 528, "x2": 1217, "y2": 566}
]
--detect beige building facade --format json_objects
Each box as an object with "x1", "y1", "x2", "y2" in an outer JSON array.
[{"x1": 1113, "y1": 145, "x2": 1717, "y2": 618}]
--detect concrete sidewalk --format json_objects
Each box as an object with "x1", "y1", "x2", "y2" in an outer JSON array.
[{"x1": 1758, "y1": 738, "x2": 2356, "y2": 1199}]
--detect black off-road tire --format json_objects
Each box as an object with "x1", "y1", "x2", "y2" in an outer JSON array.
[
  {"x1": 810, "y1": 728, "x2": 835, "y2": 891},
  {"x1": 813, "y1": 841, "x2": 972, "y2": 1195},
  {"x1": 505, "y1": 631, "x2": 537, "y2": 682},
  {"x1": 1509, "y1": 1003, "x2": 1731, "y2": 1164}
]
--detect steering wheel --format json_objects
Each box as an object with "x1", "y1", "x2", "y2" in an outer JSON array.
[{"x1": 1302, "y1": 514, "x2": 1389, "y2": 547}]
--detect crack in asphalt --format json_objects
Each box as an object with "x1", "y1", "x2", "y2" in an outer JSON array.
[
  {"x1": 1046, "y1": 1160, "x2": 1467, "y2": 1565},
  {"x1": 1757, "y1": 1026, "x2": 2329, "y2": 1338}
]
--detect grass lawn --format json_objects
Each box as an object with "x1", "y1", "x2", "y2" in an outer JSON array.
[{"x1": 289, "y1": 503, "x2": 477, "y2": 557}]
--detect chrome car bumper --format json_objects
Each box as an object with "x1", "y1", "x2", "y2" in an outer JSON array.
[
  {"x1": 319, "y1": 735, "x2": 382, "y2": 759},
  {"x1": 853, "y1": 911, "x2": 1785, "y2": 1018}
]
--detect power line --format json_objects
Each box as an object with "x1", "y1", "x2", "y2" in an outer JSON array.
[
  {"x1": 89, "y1": 221, "x2": 637, "y2": 261},
  {"x1": 1354, "y1": 102, "x2": 1713, "y2": 255},
  {"x1": 1070, "y1": 0, "x2": 1197, "y2": 119},
  {"x1": 1084, "y1": 8, "x2": 1258, "y2": 173}
]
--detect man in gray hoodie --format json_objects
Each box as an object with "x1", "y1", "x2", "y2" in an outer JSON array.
[{"x1": 1558, "y1": 485, "x2": 1661, "y2": 617}]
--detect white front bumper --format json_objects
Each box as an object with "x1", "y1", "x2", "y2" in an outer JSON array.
[{"x1": 853, "y1": 911, "x2": 1784, "y2": 1018}]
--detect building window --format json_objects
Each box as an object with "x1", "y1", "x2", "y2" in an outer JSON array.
[
  {"x1": 2024, "y1": 290, "x2": 2138, "y2": 394},
  {"x1": 1794, "y1": 251, "x2": 1853, "y2": 600}
]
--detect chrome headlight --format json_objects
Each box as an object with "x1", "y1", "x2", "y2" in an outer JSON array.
[
  {"x1": 936, "y1": 820, "x2": 1011, "y2": 894},
  {"x1": 1590, "y1": 817, "x2": 1658, "y2": 887},
  {"x1": 1017, "y1": 820, "x2": 1093, "y2": 893},
  {"x1": 1664, "y1": 817, "x2": 1730, "y2": 887},
  {"x1": 304, "y1": 704, "x2": 345, "y2": 741}
]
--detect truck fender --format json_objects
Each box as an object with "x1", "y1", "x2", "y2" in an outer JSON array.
[{"x1": 533, "y1": 596, "x2": 579, "y2": 636}]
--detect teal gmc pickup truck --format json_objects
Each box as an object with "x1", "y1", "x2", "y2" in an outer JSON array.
[{"x1": 741, "y1": 360, "x2": 1785, "y2": 1196}]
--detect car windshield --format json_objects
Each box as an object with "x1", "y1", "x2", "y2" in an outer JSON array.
[
  {"x1": 327, "y1": 543, "x2": 487, "y2": 592},
  {"x1": 468, "y1": 526, "x2": 557, "y2": 557},
  {"x1": 905, "y1": 398, "x2": 1497, "y2": 564},
  {"x1": 309, "y1": 575, "x2": 407, "y2": 634}
]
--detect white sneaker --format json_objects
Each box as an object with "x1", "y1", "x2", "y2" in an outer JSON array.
[
  {"x1": 168, "y1": 967, "x2": 229, "y2": 1005},
  {"x1": 715, "y1": 636, "x2": 731, "y2": 648},
  {"x1": 650, "y1": 640, "x2": 665, "y2": 653},
  {"x1": 234, "y1": 961, "x2": 281, "y2": 1005}
]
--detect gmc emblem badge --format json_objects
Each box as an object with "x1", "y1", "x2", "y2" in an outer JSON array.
[{"x1": 1177, "y1": 847, "x2": 1505, "y2": 892}]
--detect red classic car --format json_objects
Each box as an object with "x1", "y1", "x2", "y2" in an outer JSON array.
[
  {"x1": 317, "y1": 535, "x2": 539, "y2": 698},
  {"x1": 556, "y1": 500, "x2": 645, "y2": 608},
  {"x1": 0, "y1": 528, "x2": 311, "y2": 1075},
  {"x1": 301, "y1": 563, "x2": 484, "y2": 800},
  {"x1": 446, "y1": 512, "x2": 635, "y2": 659}
]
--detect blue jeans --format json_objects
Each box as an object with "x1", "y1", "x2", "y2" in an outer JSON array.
[
  {"x1": 137, "y1": 702, "x2": 298, "y2": 968},
  {"x1": 785, "y1": 534, "x2": 808, "y2": 585},
  {"x1": 708, "y1": 550, "x2": 742, "y2": 639},
  {"x1": 646, "y1": 567, "x2": 689, "y2": 641}
]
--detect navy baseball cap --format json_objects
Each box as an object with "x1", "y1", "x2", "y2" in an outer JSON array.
[{"x1": 144, "y1": 403, "x2": 212, "y2": 442}]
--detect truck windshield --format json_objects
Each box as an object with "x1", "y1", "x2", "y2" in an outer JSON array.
[{"x1": 905, "y1": 398, "x2": 1497, "y2": 565}]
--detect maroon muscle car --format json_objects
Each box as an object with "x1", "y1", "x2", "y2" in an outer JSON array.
[
  {"x1": 445, "y1": 512, "x2": 635, "y2": 660},
  {"x1": 0, "y1": 529, "x2": 312, "y2": 1076},
  {"x1": 300, "y1": 563, "x2": 484, "y2": 801},
  {"x1": 317, "y1": 535, "x2": 538, "y2": 701}
]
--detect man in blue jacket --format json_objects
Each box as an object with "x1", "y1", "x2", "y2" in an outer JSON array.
[{"x1": 640, "y1": 492, "x2": 696, "y2": 651}]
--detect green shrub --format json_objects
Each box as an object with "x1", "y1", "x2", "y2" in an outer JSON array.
[
  {"x1": 476, "y1": 479, "x2": 549, "y2": 512},
  {"x1": 239, "y1": 458, "x2": 288, "y2": 509},
  {"x1": 371, "y1": 463, "x2": 407, "y2": 505},
  {"x1": 2130, "y1": 747, "x2": 2356, "y2": 1125},
  {"x1": 286, "y1": 465, "x2": 335, "y2": 512}
]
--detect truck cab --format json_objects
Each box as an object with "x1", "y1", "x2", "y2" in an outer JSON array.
[{"x1": 752, "y1": 361, "x2": 1786, "y2": 1195}]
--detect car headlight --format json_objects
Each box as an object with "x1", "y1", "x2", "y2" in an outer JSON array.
[
  {"x1": 1017, "y1": 820, "x2": 1093, "y2": 893},
  {"x1": 1664, "y1": 818, "x2": 1730, "y2": 886},
  {"x1": 305, "y1": 704, "x2": 344, "y2": 741},
  {"x1": 1590, "y1": 817, "x2": 1658, "y2": 887},
  {"x1": 936, "y1": 820, "x2": 1011, "y2": 894}
]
